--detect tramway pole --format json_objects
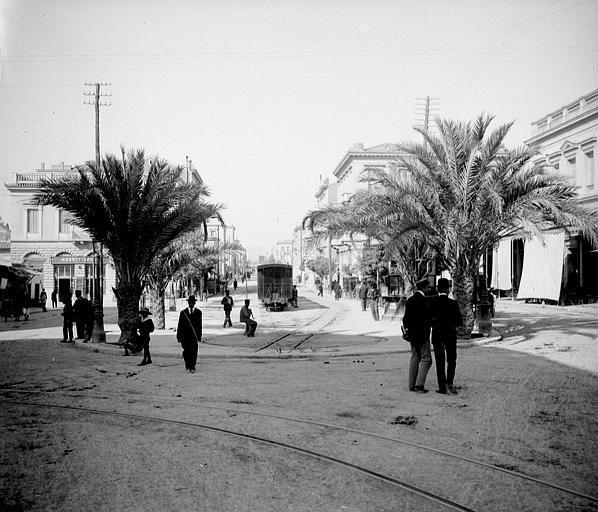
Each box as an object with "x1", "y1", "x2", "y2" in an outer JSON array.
[{"x1": 84, "y1": 82, "x2": 111, "y2": 342}]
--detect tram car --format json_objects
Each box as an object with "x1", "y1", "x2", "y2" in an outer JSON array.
[{"x1": 257, "y1": 264, "x2": 293, "y2": 311}]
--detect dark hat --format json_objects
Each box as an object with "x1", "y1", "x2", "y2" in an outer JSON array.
[
  {"x1": 244, "y1": 299, "x2": 250, "y2": 304},
  {"x1": 437, "y1": 278, "x2": 451, "y2": 290},
  {"x1": 187, "y1": 295, "x2": 197, "y2": 303},
  {"x1": 139, "y1": 307, "x2": 151, "y2": 315},
  {"x1": 415, "y1": 278, "x2": 429, "y2": 290}
]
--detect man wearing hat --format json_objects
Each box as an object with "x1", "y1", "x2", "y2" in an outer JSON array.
[
  {"x1": 402, "y1": 278, "x2": 433, "y2": 393},
  {"x1": 176, "y1": 295, "x2": 202, "y2": 372},
  {"x1": 136, "y1": 306, "x2": 155, "y2": 366},
  {"x1": 240, "y1": 299, "x2": 257, "y2": 337},
  {"x1": 429, "y1": 278, "x2": 462, "y2": 394}
]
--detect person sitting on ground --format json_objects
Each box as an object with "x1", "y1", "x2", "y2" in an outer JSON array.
[{"x1": 240, "y1": 299, "x2": 257, "y2": 337}]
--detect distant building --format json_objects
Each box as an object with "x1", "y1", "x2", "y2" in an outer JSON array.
[
  {"x1": 496, "y1": 88, "x2": 598, "y2": 302},
  {"x1": 311, "y1": 142, "x2": 405, "y2": 287},
  {"x1": 2, "y1": 163, "x2": 116, "y2": 304},
  {"x1": 266, "y1": 239, "x2": 292, "y2": 265},
  {"x1": 205, "y1": 218, "x2": 246, "y2": 281}
]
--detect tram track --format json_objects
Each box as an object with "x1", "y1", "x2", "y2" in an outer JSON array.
[
  {"x1": 0, "y1": 396, "x2": 475, "y2": 512},
  {"x1": 255, "y1": 300, "x2": 340, "y2": 353},
  {"x1": 1, "y1": 387, "x2": 596, "y2": 507}
]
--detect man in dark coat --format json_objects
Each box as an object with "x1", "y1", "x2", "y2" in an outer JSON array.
[
  {"x1": 220, "y1": 289, "x2": 234, "y2": 328},
  {"x1": 176, "y1": 295, "x2": 202, "y2": 373},
  {"x1": 73, "y1": 290, "x2": 90, "y2": 339},
  {"x1": 429, "y1": 278, "x2": 462, "y2": 394},
  {"x1": 402, "y1": 278, "x2": 432, "y2": 393}
]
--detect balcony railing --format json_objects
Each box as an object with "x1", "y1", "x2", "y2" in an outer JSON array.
[{"x1": 532, "y1": 92, "x2": 598, "y2": 137}]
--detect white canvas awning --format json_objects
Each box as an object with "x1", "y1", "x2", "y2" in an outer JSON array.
[
  {"x1": 516, "y1": 231, "x2": 565, "y2": 302},
  {"x1": 491, "y1": 237, "x2": 512, "y2": 290}
]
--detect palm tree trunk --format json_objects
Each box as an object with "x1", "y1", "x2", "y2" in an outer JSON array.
[
  {"x1": 452, "y1": 267, "x2": 475, "y2": 338},
  {"x1": 113, "y1": 283, "x2": 142, "y2": 345},
  {"x1": 149, "y1": 284, "x2": 166, "y2": 330}
]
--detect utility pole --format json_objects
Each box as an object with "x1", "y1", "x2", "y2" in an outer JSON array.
[
  {"x1": 414, "y1": 96, "x2": 439, "y2": 152},
  {"x1": 84, "y1": 82, "x2": 111, "y2": 343}
]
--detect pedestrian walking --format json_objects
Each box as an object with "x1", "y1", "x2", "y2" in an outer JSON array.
[
  {"x1": 358, "y1": 281, "x2": 369, "y2": 312},
  {"x1": 233, "y1": 278, "x2": 238, "y2": 291},
  {"x1": 291, "y1": 284, "x2": 298, "y2": 308},
  {"x1": 317, "y1": 283, "x2": 324, "y2": 297},
  {"x1": 334, "y1": 281, "x2": 342, "y2": 300},
  {"x1": 240, "y1": 299, "x2": 257, "y2": 337},
  {"x1": 220, "y1": 289, "x2": 234, "y2": 328},
  {"x1": 402, "y1": 278, "x2": 432, "y2": 393},
  {"x1": 176, "y1": 295, "x2": 202, "y2": 373},
  {"x1": 367, "y1": 282, "x2": 381, "y2": 321},
  {"x1": 429, "y1": 278, "x2": 462, "y2": 395},
  {"x1": 60, "y1": 295, "x2": 74, "y2": 343},
  {"x1": 136, "y1": 307, "x2": 155, "y2": 366},
  {"x1": 40, "y1": 289, "x2": 47, "y2": 312},
  {"x1": 51, "y1": 289, "x2": 58, "y2": 308},
  {"x1": 73, "y1": 290, "x2": 90, "y2": 339}
]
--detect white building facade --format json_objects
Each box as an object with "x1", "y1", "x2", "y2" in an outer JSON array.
[
  {"x1": 3, "y1": 164, "x2": 116, "y2": 304},
  {"x1": 498, "y1": 88, "x2": 598, "y2": 303}
]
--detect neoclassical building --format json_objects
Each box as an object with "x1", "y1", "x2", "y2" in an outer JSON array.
[
  {"x1": 312, "y1": 142, "x2": 404, "y2": 286},
  {"x1": 3, "y1": 163, "x2": 115, "y2": 304},
  {"x1": 492, "y1": 88, "x2": 598, "y2": 302}
]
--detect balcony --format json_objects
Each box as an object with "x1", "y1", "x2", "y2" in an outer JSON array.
[
  {"x1": 5, "y1": 170, "x2": 79, "y2": 190},
  {"x1": 531, "y1": 90, "x2": 598, "y2": 138}
]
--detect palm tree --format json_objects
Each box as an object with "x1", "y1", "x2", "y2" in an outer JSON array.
[
  {"x1": 145, "y1": 231, "x2": 239, "y2": 329},
  {"x1": 396, "y1": 114, "x2": 598, "y2": 335},
  {"x1": 304, "y1": 114, "x2": 598, "y2": 336},
  {"x1": 33, "y1": 148, "x2": 221, "y2": 344}
]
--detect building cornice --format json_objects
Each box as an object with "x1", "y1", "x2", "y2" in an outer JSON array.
[{"x1": 525, "y1": 106, "x2": 598, "y2": 146}]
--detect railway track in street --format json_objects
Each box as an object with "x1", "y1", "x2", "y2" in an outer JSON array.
[{"x1": 2, "y1": 388, "x2": 596, "y2": 511}]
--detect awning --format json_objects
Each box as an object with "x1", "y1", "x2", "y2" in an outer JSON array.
[
  {"x1": 516, "y1": 231, "x2": 565, "y2": 302},
  {"x1": 491, "y1": 237, "x2": 512, "y2": 290},
  {"x1": 0, "y1": 265, "x2": 35, "y2": 289}
]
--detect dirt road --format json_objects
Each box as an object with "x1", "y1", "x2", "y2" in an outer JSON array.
[{"x1": 0, "y1": 299, "x2": 597, "y2": 511}]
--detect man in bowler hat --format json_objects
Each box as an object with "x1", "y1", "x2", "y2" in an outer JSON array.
[
  {"x1": 402, "y1": 278, "x2": 433, "y2": 393},
  {"x1": 176, "y1": 295, "x2": 202, "y2": 372},
  {"x1": 429, "y1": 278, "x2": 462, "y2": 394}
]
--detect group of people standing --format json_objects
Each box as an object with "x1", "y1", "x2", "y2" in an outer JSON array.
[
  {"x1": 402, "y1": 278, "x2": 462, "y2": 395},
  {"x1": 60, "y1": 290, "x2": 94, "y2": 343}
]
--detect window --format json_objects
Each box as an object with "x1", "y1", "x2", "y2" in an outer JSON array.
[
  {"x1": 59, "y1": 209, "x2": 73, "y2": 233},
  {"x1": 567, "y1": 157, "x2": 576, "y2": 185},
  {"x1": 26, "y1": 209, "x2": 39, "y2": 233},
  {"x1": 586, "y1": 151, "x2": 595, "y2": 187}
]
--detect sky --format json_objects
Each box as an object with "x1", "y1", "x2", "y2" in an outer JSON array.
[{"x1": 1, "y1": 0, "x2": 597, "y2": 259}]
